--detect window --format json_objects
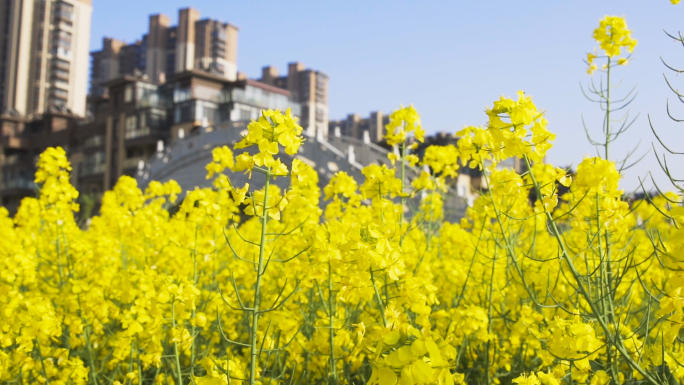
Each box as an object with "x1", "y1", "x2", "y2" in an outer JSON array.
[
  {"x1": 51, "y1": 88, "x2": 68, "y2": 100},
  {"x1": 124, "y1": 84, "x2": 133, "y2": 102},
  {"x1": 149, "y1": 112, "x2": 166, "y2": 128},
  {"x1": 239, "y1": 108, "x2": 252, "y2": 121},
  {"x1": 200, "y1": 103, "x2": 217, "y2": 123},
  {"x1": 215, "y1": 28, "x2": 227, "y2": 41},
  {"x1": 124, "y1": 115, "x2": 148, "y2": 139},
  {"x1": 175, "y1": 103, "x2": 193, "y2": 123},
  {"x1": 52, "y1": 30, "x2": 72, "y2": 58},
  {"x1": 83, "y1": 151, "x2": 106, "y2": 176},
  {"x1": 56, "y1": 30, "x2": 72, "y2": 50},
  {"x1": 125, "y1": 115, "x2": 137, "y2": 130},
  {"x1": 52, "y1": 67, "x2": 69, "y2": 80},
  {"x1": 166, "y1": 53, "x2": 175, "y2": 76},
  {"x1": 53, "y1": 79, "x2": 69, "y2": 90},
  {"x1": 173, "y1": 88, "x2": 192, "y2": 103},
  {"x1": 53, "y1": 58, "x2": 70, "y2": 71},
  {"x1": 83, "y1": 135, "x2": 103, "y2": 147},
  {"x1": 55, "y1": 1, "x2": 74, "y2": 22},
  {"x1": 139, "y1": 112, "x2": 147, "y2": 129}
]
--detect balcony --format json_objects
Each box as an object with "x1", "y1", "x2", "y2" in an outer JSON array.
[
  {"x1": 136, "y1": 95, "x2": 163, "y2": 109},
  {"x1": 0, "y1": 178, "x2": 35, "y2": 190},
  {"x1": 52, "y1": 79, "x2": 69, "y2": 90},
  {"x1": 230, "y1": 87, "x2": 302, "y2": 117},
  {"x1": 82, "y1": 135, "x2": 104, "y2": 148},
  {"x1": 2, "y1": 154, "x2": 32, "y2": 167},
  {"x1": 174, "y1": 86, "x2": 225, "y2": 104},
  {"x1": 125, "y1": 127, "x2": 166, "y2": 140},
  {"x1": 55, "y1": 4, "x2": 75, "y2": 23},
  {"x1": 52, "y1": 47, "x2": 72, "y2": 60},
  {"x1": 52, "y1": 71, "x2": 69, "y2": 82},
  {"x1": 123, "y1": 156, "x2": 145, "y2": 170},
  {"x1": 81, "y1": 163, "x2": 106, "y2": 176},
  {"x1": 52, "y1": 58, "x2": 70, "y2": 71},
  {"x1": 173, "y1": 88, "x2": 192, "y2": 103}
]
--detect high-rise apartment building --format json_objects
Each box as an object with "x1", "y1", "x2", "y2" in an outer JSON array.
[
  {"x1": 90, "y1": 37, "x2": 148, "y2": 97},
  {"x1": 258, "y1": 62, "x2": 328, "y2": 138},
  {"x1": 0, "y1": 0, "x2": 92, "y2": 118},
  {"x1": 90, "y1": 7, "x2": 238, "y2": 97},
  {"x1": 329, "y1": 112, "x2": 389, "y2": 143},
  {"x1": 195, "y1": 18, "x2": 237, "y2": 76}
]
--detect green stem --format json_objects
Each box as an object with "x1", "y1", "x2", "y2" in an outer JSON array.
[
  {"x1": 35, "y1": 340, "x2": 51, "y2": 385},
  {"x1": 523, "y1": 154, "x2": 659, "y2": 385},
  {"x1": 370, "y1": 268, "x2": 387, "y2": 327},
  {"x1": 56, "y1": 238, "x2": 64, "y2": 288},
  {"x1": 77, "y1": 295, "x2": 99, "y2": 385},
  {"x1": 250, "y1": 170, "x2": 271, "y2": 385},
  {"x1": 484, "y1": 243, "x2": 498, "y2": 385},
  {"x1": 328, "y1": 260, "x2": 338, "y2": 383},
  {"x1": 84, "y1": 322, "x2": 99, "y2": 385},
  {"x1": 400, "y1": 140, "x2": 407, "y2": 247},
  {"x1": 191, "y1": 224, "x2": 198, "y2": 379},
  {"x1": 605, "y1": 58, "x2": 611, "y2": 160},
  {"x1": 136, "y1": 335, "x2": 143, "y2": 385},
  {"x1": 595, "y1": 193, "x2": 619, "y2": 383},
  {"x1": 172, "y1": 299, "x2": 183, "y2": 385},
  {"x1": 128, "y1": 340, "x2": 134, "y2": 385}
]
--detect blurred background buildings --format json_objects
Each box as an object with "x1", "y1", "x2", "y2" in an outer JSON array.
[{"x1": 0, "y1": 3, "x2": 492, "y2": 216}]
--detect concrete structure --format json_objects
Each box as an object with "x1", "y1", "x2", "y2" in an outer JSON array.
[
  {"x1": 137, "y1": 121, "x2": 356, "y2": 196},
  {"x1": 0, "y1": 0, "x2": 93, "y2": 118},
  {"x1": 90, "y1": 7, "x2": 238, "y2": 97},
  {"x1": 136, "y1": 121, "x2": 472, "y2": 221},
  {"x1": 258, "y1": 62, "x2": 328, "y2": 139},
  {"x1": 329, "y1": 112, "x2": 389, "y2": 143}
]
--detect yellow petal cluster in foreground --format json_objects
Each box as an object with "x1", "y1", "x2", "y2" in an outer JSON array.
[{"x1": 0, "y1": 101, "x2": 682, "y2": 385}]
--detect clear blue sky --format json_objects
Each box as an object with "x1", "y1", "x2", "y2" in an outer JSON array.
[{"x1": 90, "y1": 1, "x2": 684, "y2": 192}]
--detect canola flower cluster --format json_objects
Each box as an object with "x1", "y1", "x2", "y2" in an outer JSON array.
[
  {"x1": 1, "y1": 89, "x2": 683, "y2": 385},
  {"x1": 586, "y1": 15, "x2": 637, "y2": 75}
]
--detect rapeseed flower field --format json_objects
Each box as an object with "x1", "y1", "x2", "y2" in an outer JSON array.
[{"x1": 2, "y1": 14, "x2": 684, "y2": 385}]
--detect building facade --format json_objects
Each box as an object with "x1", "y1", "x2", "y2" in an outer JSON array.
[
  {"x1": 0, "y1": 0, "x2": 92, "y2": 118},
  {"x1": 0, "y1": 69, "x2": 302, "y2": 213},
  {"x1": 90, "y1": 7, "x2": 238, "y2": 97},
  {"x1": 258, "y1": 62, "x2": 328, "y2": 139}
]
